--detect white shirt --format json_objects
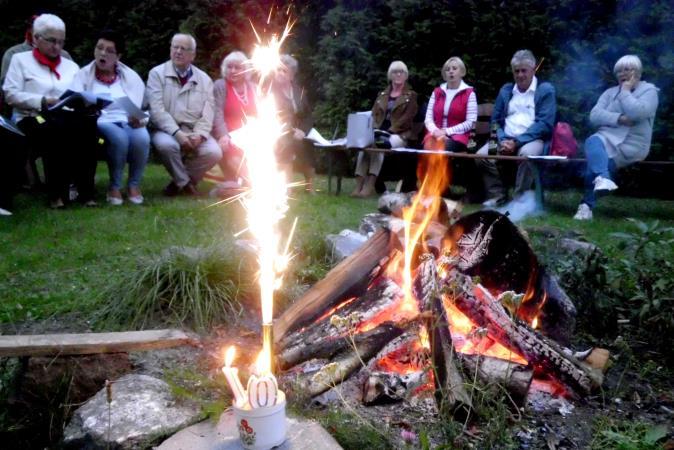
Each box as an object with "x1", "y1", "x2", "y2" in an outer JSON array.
[
  {"x1": 504, "y1": 76, "x2": 537, "y2": 137},
  {"x1": 91, "y1": 78, "x2": 128, "y2": 123},
  {"x1": 424, "y1": 81, "x2": 477, "y2": 136},
  {"x1": 2, "y1": 50, "x2": 80, "y2": 121}
]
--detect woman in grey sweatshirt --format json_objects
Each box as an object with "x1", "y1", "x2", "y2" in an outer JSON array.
[{"x1": 574, "y1": 55, "x2": 659, "y2": 220}]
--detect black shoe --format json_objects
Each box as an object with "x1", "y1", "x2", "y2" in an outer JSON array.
[
  {"x1": 163, "y1": 182, "x2": 181, "y2": 197},
  {"x1": 181, "y1": 183, "x2": 204, "y2": 197}
]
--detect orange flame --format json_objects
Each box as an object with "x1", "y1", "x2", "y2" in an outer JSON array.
[{"x1": 401, "y1": 151, "x2": 450, "y2": 314}]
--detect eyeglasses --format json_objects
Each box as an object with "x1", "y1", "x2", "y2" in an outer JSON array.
[
  {"x1": 95, "y1": 45, "x2": 117, "y2": 55},
  {"x1": 39, "y1": 36, "x2": 65, "y2": 46},
  {"x1": 171, "y1": 45, "x2": 194, "y2": 53},
  {"x1": 391, "y1": 70, "x2": 405, "y2": 75}
]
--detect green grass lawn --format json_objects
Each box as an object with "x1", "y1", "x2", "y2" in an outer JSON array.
[{"x1": 1, "y1": 161, "x2": 673, "y2": 327}]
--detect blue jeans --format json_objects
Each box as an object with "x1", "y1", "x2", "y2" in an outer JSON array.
[
  {"x1": 582, "y1": 135, "x2": 616, "y2": 208},
  {"x1": 98, "y1": 122, "x2": 150, "y2": 190}
]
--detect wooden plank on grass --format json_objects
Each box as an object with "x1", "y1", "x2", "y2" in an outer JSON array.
[{"x1": 0, "y1": 329, "x2": 198, "y2": 357}]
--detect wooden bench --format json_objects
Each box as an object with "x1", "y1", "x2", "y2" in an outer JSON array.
[{"x1": 322, "y1": 145, "x2": 673, "y2": 209}]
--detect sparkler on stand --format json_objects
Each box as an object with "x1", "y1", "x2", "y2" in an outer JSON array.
[{"x1": 220, "y1": 18, "x2": 295, "y2": 450}]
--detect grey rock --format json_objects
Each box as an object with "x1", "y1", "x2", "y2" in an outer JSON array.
[
  {"x1": 157, "y1": 410, "x2": 342, "y2": 450},
  {"x1": 325, "y1": 230, "x2": 368, "y2": 262},
  {"x1": 560, "y1": 238, "x2": 598, "y2": 255},
  {"x1": 63, "y1": 374, "x2": 202, "y2": 450},
  {"x1": 359, "y1": 213, "x2": 394, "y2": 236},
  {"x1": 377, "y1": 192, "x2": 413, "y2": 215}
]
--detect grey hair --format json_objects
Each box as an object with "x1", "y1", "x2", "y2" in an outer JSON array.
[
  {"x1": 33, "y1": 14, "x2": 65, "y2": 36},
  {"x1": 220, "y1": 51, "x2": 249, "y2": 79},
  {"x1": 510, "y1": 49, "x2": 536, "y2": 69},
  {"x1": 614, "y1": 55, "x2": 642, "y2": 79},
  {"x1": 387, "y1": 60, "x2": 409, "y2": 80},
  {"x1": 171, "y1": 33, "x2": 196, "y2": 51},
  {"x1": 441, "y1": 57, "x2": 466, "y2": 81},
  {"x1": 280, "y1": 54, "x2": 298, "y2": 76}
]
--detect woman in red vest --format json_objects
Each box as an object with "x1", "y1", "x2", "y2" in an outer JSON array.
[
  {"x1": 212, "y1": 51, "x2": 257, "y2": 187},
  {"x1": 423, "y1": 57, "x2": 482, "y2": 201},
  {"x1": 424, "y1": 56, "x2": 477, "y2": 152}
]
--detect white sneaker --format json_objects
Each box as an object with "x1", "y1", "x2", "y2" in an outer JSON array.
[
  {"x1": 106, "y1": 195, "x2": 123, "y2": 206},
  {"x1": 573, "y1": 203, "x2": 593, "y2": 220},
  {"x1": 482, "y1": 197, "x2": 505, "y2": 208},
  {"x1": 593, "y1": 176, "x2": 618, "y2": 192},
  {"x1": 0, "y1": 207, "x2": 12, "y2": 216},
  {"x1": 128, "y1": 195, "x2": 144, "y2": 205}
]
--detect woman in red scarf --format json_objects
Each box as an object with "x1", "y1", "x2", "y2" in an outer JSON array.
[
  {"x1": 212, "y1": 51, "x2": 257, "y2": 189},
  {"x1": 3, "y1": 14, "x2": 99, "y2": 209}
]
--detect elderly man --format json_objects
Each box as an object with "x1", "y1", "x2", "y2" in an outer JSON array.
[
  {"x1": 477, "y1": 50, "x2": 556, "y2": 207},
  {"x1": 146, "y1": 33, "x2": 220, "y2": 196}
]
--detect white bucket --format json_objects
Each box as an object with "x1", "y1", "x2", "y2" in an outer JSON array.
[{"x1": 232, "y1": 391, "x2": 287, "y2": 449}]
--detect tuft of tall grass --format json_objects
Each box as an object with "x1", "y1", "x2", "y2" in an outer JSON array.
[{"x1": 94, "y1": 244, "x2": 253, "y2": 331}]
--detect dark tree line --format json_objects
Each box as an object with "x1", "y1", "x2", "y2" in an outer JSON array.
[{"x1": 1, "y1": 0, "x2": 671, "y2": 159}]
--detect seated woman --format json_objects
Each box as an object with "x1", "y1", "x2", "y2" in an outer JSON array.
[
  {"x1": 424, "y1": 57, "x2": 480, "y2": 199},
  {"x1": 212, "y1": 51, "x2": 257, "y2": 188},
  {"x1": 273, "y1": 54, "x2": 315, "y2": 193},
  {"x1": 3, "y1": 14, "x2": 99, "y2": 208},
  {"x1": 352, "y1": 60, "x2": 418, "y2": 197},
  {"x1": 573, "y1": 55, "x2": 659, "y2": 220},
  {"x1": 71, "y1": 30, "x2": 150, "y2": 205}
]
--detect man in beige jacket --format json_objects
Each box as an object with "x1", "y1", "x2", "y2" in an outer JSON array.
[{"x1": 146, "y1": 33, "x2": 220, "y2": 196}]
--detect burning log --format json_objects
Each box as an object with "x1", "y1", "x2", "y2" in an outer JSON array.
[
  {"x1": 277, "y1": 278, "x2": 403, "y2": 356},
  {"x1": 445, "y1": 211, "x2": 577, "y2": 342},
  {"x1": 413, "y1": 254, "x2": 438, "y2": 312},
  {"x1": 442, "y1": 270, "x2": 603, "y2": 395},
  {"x1": 413, "y1": 254, "x2": 473, "y2": 415},
  {"x1": 274, "y1": 228, "x2": 391, "y2": 342},
  {"x1": 277, "y1": 321, "x2": 404, "y2": 370},
  {"x1": 461, "y1": 355, "x2": 533, "y2": 402},
  {"x1": 429, "y1": 296, "x2": 474, "y2": 416},
  {"x1": 296, "y1": 321, "x2": 406, "y2": 397}
]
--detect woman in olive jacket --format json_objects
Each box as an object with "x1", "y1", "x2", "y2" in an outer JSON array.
[{"x1": 352, "y1": 60, "x2": 418, "y2": 197}]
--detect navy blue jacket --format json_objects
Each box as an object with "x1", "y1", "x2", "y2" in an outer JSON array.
[{"x1": 491, "y1": 80, "x2": 556, "y2": 152}]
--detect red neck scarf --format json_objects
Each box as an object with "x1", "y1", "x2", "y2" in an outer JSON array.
[{"x1": 32, "y1": 48, "x2": 61, "y2": 79}]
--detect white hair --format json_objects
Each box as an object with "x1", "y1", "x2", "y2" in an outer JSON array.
[
  {"x1": 510, "y1": 49, "x2": 536, "y2": 69},
  {"x1": 171, "y1": 33, "x2": 196, "y2": 51},
  {"x1": 614, "y1": 54, "x2": 643, "y2": 78},
  {"x1": 220, "y1": 51, "x2": 248, "y2": 79},
  {"x1": 387, "y1": 60, "x2": 408, "y2": 80},
  {"x1": 33, "y1": 14, "x2": 65, "y2": 36},
  {"x1": 442, "y1": 57, "x2": 466, "y2": 81}
]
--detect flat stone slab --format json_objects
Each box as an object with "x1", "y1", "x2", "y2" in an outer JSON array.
[{"x1": 157, "y1": 411, "x2": 342, "y2": 450}]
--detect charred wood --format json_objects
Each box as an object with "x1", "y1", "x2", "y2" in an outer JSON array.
[
  {"x1": 296, "y1": 321, "x2": 405, "y2": 397},
  {"x1": 278, "y1": 278, "x2": 403, "y2": 353},
  {"x1": 461, "y1": 355, "x2": 533, "y2": 402},
  {"x1": 362, "y1": 371, "x2": 426, "y2": 405},
  {"x1": 277, "y1": 322, "x2": 403, "y2": 370},
  {"x1": 442, "y1": 270, "x2": 602, "y2": 395},
  {"x1": 413, "y1": 254, "x2": 438, "y2": 312},
  {"x1": 274, "y1": 228, "x2": 391, "y2": 342},
  {"x1": 429, "y1": 296, "x2": 473, "y2": 417}
]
